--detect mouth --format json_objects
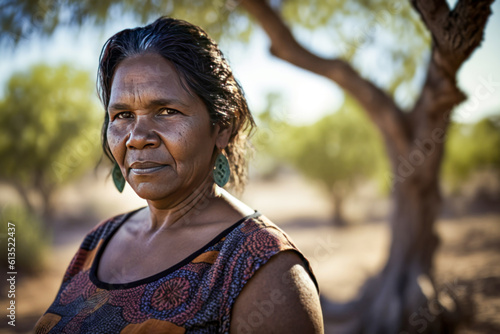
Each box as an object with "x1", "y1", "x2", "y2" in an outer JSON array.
[{"x1": 129, "y1": 161, "x2": 168, "y2": 175}]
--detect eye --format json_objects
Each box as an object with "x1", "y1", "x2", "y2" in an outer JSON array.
[
  {"x1": 159, "y1": 108, "x2": 180, "y2": 116},
  {"x1": 116, "y1": 111, "x2": 134, "y2": 119}
]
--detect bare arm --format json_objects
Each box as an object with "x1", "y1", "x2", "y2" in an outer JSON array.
[{"x1": 230, "y1": 251, "x2": 324, "y2": 333}]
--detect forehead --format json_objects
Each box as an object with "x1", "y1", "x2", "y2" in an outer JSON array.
[{"x1": 109, "y1": 53, "x2": 195, "y2": 105}]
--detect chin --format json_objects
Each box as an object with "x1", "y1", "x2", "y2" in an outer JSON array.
[{"x1": 131, "y1": 183, "x2": 176, "y2": 202}]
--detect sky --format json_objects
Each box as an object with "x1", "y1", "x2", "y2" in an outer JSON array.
[{"x1": 0, "y1": 2, "x2": 499, "y2": 125}]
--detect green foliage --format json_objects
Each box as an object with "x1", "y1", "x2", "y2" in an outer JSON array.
[
  {"x1": 0, "y1": 205, "x2": 49, "y2": 274},
  {"x1": 442, "y1": 116, "x2": 500, "y2": 192},
  {"x1": 287, "y1": 97, "x2": 386, "y2": 194},
  {"x1": 280, "y1": 0, "x2": 431, "y2": 108},
  {"x1": 255, "y1": 94, "x2": 387, "y2": 197},
  {"x1": 1, "y1": 0, "x2": 253, "y2": 46},
  {"x1": 252, "y1": 93, "x2": 291, "y2": 177},
  {"x1": 1, "y1": 0, "x2": 430, "y2": 108},
  {"x1": 0, "y1": 63, "x2": 101, "y2": 217}
]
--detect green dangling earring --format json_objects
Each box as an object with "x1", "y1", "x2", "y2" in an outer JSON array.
[
  {"x1": 112, "y1": 162, "x2": 126, "y2": 193},
  {"x1": 213, "y1": 153, "x2": 230, "y2": 187}
]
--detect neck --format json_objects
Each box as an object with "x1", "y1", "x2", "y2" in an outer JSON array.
[{"x1": 145, "y1": 175, "x2": 220, "y2": 231}]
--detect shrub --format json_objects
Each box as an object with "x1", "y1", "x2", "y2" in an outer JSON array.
[{"x1": 0, "y1": 205, "x2": 50, "y2": 275}]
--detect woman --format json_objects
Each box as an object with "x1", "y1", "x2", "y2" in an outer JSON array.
[{"x1": 35, "y1": 17, "x2": 323, "y2": 333}]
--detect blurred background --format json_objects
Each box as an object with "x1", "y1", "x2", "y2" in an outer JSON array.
[{"x1": 0, "y1": 0, "x2": 499, "y2": 333}]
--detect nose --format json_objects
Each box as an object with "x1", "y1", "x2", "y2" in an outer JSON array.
[{"x1": 126, "y1": 116, "x2": 160, "y2": 150}]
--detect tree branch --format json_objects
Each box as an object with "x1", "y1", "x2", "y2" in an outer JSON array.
[
  {"x1": 410, "y1": 0, "x2": 494, "y2": 117},
  {"x1": 240, "y1": 0, "x2": 412, "y2": 156},
  {"x1": 410, "y1": 0, "x2": 450, "y2": 53},
  {"x1": 408, "y1": 0, "x2": 493, "y2": 187}
]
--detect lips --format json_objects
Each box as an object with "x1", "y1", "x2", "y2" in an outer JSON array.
[{"x1": 129, "y1": 161, "x2": 167, "y2": 175}]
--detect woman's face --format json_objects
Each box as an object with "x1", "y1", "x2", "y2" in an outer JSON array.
[{"x1": 107, "y1": 53, "x2": 227, "y2": 203}]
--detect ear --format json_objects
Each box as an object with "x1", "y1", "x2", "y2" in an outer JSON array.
[{"x1": 214, "y1": 123, "x2": 233, "y2": 151}]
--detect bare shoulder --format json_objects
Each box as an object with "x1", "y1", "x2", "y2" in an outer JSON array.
[{"x1": 230, "y1": 251, "x2": 324, "y2": 333}]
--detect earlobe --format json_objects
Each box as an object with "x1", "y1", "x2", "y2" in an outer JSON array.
[{"x1": 215, "y1": 123, "x2": 232, "y2": 150}]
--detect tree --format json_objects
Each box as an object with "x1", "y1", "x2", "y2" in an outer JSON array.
[
  {"x1": 0, "y1": 205, "x2": 49, "y2": 274},
  {"x1": 0, "y1": 0, "x2": 252, "y2": 46},
  {"x1": 240, "y1": 1, "x2": 494, "y2": 332},
  {"x1": 0, "y1": 0, "x2": 495, "y2": 332},
  {"x1": 442, "y1": 116, "x2": 500, "y2": 194},
  {"x1": 0, "y1": 64, "x2": 101, "y2": 224},
  {"x1": 258, "y1": 95, "x2": 386, "y2": 226}
]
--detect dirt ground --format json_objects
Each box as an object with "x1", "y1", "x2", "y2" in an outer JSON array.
[{"x1": 1, "y1": 173, "x2": 499, "y2": 333}]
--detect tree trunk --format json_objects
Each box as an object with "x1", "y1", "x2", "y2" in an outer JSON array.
[
  {"x1": 6, "y1": 180, "x2": 37, "y2": 215},
  {"x1": 40, "y1": 187, "x2": 55, "y2": 227},
  {"x1": 241, "y1": 0, "x2": 493, "y2": 332},
  {"x1": 360, "y1": 156, "x2": 449, "y2": 333},
  {"x1": 1, "y1": 178, "x2": 56, "y2": 227},
  {"x1": 331, "y1": 193, "x2": 346, "y2": 227},
  {"x1": 35, "y1": 168, "x2": 57, "y2": 227}
]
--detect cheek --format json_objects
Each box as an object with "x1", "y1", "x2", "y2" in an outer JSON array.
[
  {"x1": 167, "y1": 123, "x2": 213, "y2": 161},
  {"x1": 187, "y1": 121, "x2": 214, "y2": 148},
  {"x1": 163, "y1": 128, "x2": 192, "y2": 158},
  {"x1": 107, "y1": 124, "x2": 127, "y2": 160}
]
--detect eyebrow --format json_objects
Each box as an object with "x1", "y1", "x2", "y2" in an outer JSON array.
[{"x1": 108, "y1": 98, "x2": 189, "y2": 111}]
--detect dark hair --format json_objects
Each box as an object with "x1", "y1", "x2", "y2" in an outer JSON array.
[{"x1": 98, "y1": 17, "x2": 255, "y2": 192}]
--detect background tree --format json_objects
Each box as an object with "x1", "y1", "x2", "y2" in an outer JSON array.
[
  {"x1": 442, "y1": 116, "x2": 500, "y2": 194},
  {"x1": 239, "y1": 1, "x2": 494, "y2": 332},
  {"x1": 0, "y1": 205, "x2": 49, "y2": 274},
  {"x1": 1, "y1": 0, "x2": 495, "y2": 332},
  {"x1": 258, "y1": 95, "x2": 386, "y2": 226},
  {"x1": 441, "y1": 116, "x2": 500, "y2": 216},
  {"x1": 0, "y1": 0, "x2": 253, "y2": 46},
  {"x1": 0, "y1": 64, "x2": 101, "y2": 224}
]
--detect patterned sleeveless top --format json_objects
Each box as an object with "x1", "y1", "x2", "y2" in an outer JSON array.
[{"x1": 35, "y1": 209, "x2": 318, "y2": 333}]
